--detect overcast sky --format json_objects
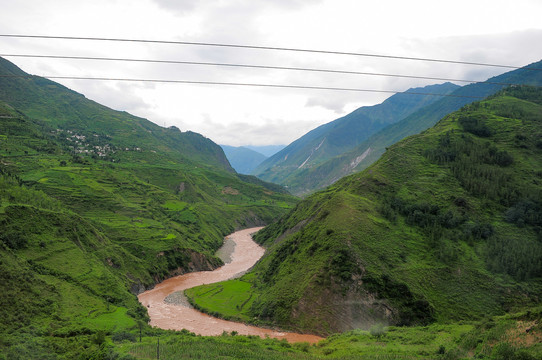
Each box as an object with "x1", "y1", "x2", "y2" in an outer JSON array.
[{"x1": 1, "y1": 0, "x2": 541, "y2": 146}]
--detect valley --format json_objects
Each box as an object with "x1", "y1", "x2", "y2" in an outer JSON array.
[
  {"x1": 187, "y1": 86, "x2": 542, "y2": 358},
  {"x1": 139, "y1": 227, "x2": 322, "y2": 343},
  {"x1": 1, "y1": 52, "x2": 541, "y2": 360}
]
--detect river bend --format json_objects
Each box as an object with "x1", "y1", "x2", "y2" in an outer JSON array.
[{"x1": 138, "y1": 227, "x2": 322, "y2": 343}]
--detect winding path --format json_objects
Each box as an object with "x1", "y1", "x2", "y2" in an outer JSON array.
[{"x1": 138, "y1": 227, "x2": 322, "y2": 343}]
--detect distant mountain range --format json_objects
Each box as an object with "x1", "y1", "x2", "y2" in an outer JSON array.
[
  {"x1": 245, "y1": 145, "x2": 285, "y2": 158},
  {"x1": 221, "y1": 145, "x2": 268, "y2": 174},
  {"x1": 221, "y1": 145, "x2": 286, "y2": 175},
  {"x1": 254, "y1": 60, "x2": 542, "y2": 196},
  {"x1": 252, "y1": 83, "x2": 460, "y2": 188}
]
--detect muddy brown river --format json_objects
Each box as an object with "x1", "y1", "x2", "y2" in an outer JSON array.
[{"x1": 138, "y1": 227, "x2": 323, "y2": 343}]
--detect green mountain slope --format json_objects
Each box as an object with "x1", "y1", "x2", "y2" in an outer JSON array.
[
  {"x1": 0, "y1": 57, "x2": 298, "y2": 358},
  {"x1": 252, "y1": 83, "x2": 460, "y2": 184},
  {"x1": 285, "y1": 60, "x2": 542, "y2": 196},
  {"x1": 0, "y1": 57, "x2": 233, "y2": 172},
  {"x1": 221, "y1": 145, "x2": 268, "y2": 174},
  {"x1": 188, "y1": 86, "x2": 542, "y2": 336}
]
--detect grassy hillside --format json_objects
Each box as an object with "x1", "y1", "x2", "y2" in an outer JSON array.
[
  {"x1": 117, "y1": 307, "x2": 541, "y2": 359},
  {"x1": 283, "y1": 60, "x2": 542, "y2": 196},
  {"x1": 0, "y1": 57, "x2": 298, "y2": 358},
  {"x1": 252, "y1": 83, "x2": 459, "y2": 185},
  {"x1": 187, "y1": 87, "x2": 542, "y2": 339},
  {"x1": 0, "y1": 99, "x2": 295, "y2": 282},
  {"x1": 0, "y1": 58, "x2": 233, "y2": 172}
]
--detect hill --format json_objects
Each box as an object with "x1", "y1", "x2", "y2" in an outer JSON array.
[
  {"x1": 245, "y1": 144, "x2": 285, "y2": 157},
  {"x1": 0, "y1": 57, "x2": 298, "y2": 358},
  {"x1": 186, "y1": 86, "x2": 542, "y2": 337},
  {"x1": 252, "y1": 83, "x2": 460, "y2": 185},
  {"x1": 282, "y1": 60, "x2": 542, "y2": 196},
  {"x1": 221, "y1": 145, "x2": 268, "y2": 174},
  {"x1": 0, "y1": 57, "x2": 233, "y2": 172}
]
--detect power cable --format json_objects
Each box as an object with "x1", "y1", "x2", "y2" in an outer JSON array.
[
  {"x1": 1, "y1": 34, "x2": 540, "y2": 71},
  {"x1": 0, "y1": 74, "x2": 486, "y2": 98},
  {"x1": 0, "y1": 53, "x2": 529, "y2": 87}
]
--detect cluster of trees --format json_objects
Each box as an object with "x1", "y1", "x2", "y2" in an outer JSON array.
[
  {"x1": 420, "y1": 113, "x2": 542, "y2": 281},
  {"x1": 486, "y1": 236, "x2": 542, "y2": 281},
  {"x1": 379, "y1": 194, "x2": 495, "y2": 267},
  {"x1": 458, "y1": 114, "x2": 493, "y2": 137},
  {"x1": 380, "y1": 196, "x2": 494, "y2": 240},
  {"x1": 505, "y1": 199, "x2": 542, "y2": 229},
  {"x1": 426, "y1": 131, "x2": 518, "y2": 206}
]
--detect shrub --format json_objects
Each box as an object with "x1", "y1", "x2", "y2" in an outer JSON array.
[
  {"x1": 369, "y1": 323, "x2": 387, "y2": 338},
  {"x1": 92, "y1": 330, "x2": 106, "y2": 345},
  {"x1": 112, "y1": 331, "x2": 136, "y2": 343},
  {"x1": 459, "y1": 115, "x2": 492, "y2": 137}
]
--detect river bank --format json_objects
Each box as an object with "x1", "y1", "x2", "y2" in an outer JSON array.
[{"x1": 137, "y1": 227, "x2": 322, "y2": 343}]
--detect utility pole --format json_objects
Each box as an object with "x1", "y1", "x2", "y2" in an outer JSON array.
[{"x1": 157, "y1": 337, "x2": 160, "y2": 359}]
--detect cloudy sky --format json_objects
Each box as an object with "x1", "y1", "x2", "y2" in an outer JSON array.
[{"x1": 1, "y1": 0, "x2": 541, "y2": 146}]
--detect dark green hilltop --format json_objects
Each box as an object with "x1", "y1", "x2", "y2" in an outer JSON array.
[
  {"x1": 187, "y1": 86, "x2": 542, "y2": 357},
  {"x1": 255, "y1": 60, "x2": 542, "y2": 196}
]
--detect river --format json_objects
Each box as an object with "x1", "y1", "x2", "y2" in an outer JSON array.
[{"x1": 137, "y1": 227, "x2": 323, "y2": 343}]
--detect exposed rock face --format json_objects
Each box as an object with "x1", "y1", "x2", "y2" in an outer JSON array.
[
  {"x1": 292, "y1": 277, "x2": 397, "y2": 335},
  {"x1": 157, "y1": 249, "x2": 219, "y2": 281},
  {"x1": 236, "y1": 211, "x2": 267, "y2": 230},
  {"x1": 131, "y1": 249, "x2": 221, "y2": 295}
]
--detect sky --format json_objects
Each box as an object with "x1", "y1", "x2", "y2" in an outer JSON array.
[{"x1": 1, "y1": 0, "x2": 541, "y2": 146}]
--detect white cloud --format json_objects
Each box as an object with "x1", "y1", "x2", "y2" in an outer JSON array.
[{"x1": 0, "y1": 0, "x2": 541, "y2": 146}]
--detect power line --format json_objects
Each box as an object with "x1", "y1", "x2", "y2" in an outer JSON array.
[
  {"x1": 0, "y1": 53, "x2": 528, "y2": 87},
  {"x1": 0, "y1": 74, "x2": 486, "y2": 99},
  {"x1": 1, "y1": 34, "x2": 539, "y2": 71}
]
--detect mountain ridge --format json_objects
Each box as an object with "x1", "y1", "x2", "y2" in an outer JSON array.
[
  {"x1": 221, "y1": 145, "x2": 268, "y2": 174},
  {"x1": 0, "y1": 57, "x2": 235, "y2": 173},
  {"x1": 252, "y1": 82, "x2": 460, "y2": 184},
  {"x1": 281, "y1": 59, "x2": 542, "y2": 195}
]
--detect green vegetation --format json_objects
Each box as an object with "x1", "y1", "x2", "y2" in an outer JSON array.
[
  {"x1": 190, "y1": 87, "x2": 542, "y2": 342},
  {"x1": 116, "y1": 308, "x2": 541, "y2": 359},
  {"x1": 273, "y1": 60, "x2": 542, "y2": 196},
  {"x1": 3, "y1": 55, "x2": 542, "y2": 359},
  {"x1": 0, "y1": 57, "x2": 298, "y2": 358},
  {"x1": 253, "y1": 83, "x2": 460, "y2": 190},
  {"x1": 185, "y1": 277, "x2": 256, "y2": 322}
]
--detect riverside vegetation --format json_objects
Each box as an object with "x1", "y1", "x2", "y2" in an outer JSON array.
[
  {"x1": 186, "y1": 86, "x2": 542, "y2": 359},
  {"x1": 1, "y1": 53, "x2": 541, "y2": 359}
]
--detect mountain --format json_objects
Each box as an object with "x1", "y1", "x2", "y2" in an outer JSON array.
[
  {"x1": 245, "y1": 145, "x2": 286, "y2": 157},
  {"x1": 0, "y1": 58, "x2": 234, "y2": 172},
  {"x1": 186, "y1": 86, "x2": 542, "y2": 336},
  {"x1": 281, "y1": 60, "x2": 542, "y2": 196},
  {"x1": 221, "y1": 145, "x2": 268, "y2": 174},
  {"x1": 252, "y1": 83, "x2": 460, "y2": 185},
  {"x1": 0, "y1": 57, "x2": 298, "y2": 357}
]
